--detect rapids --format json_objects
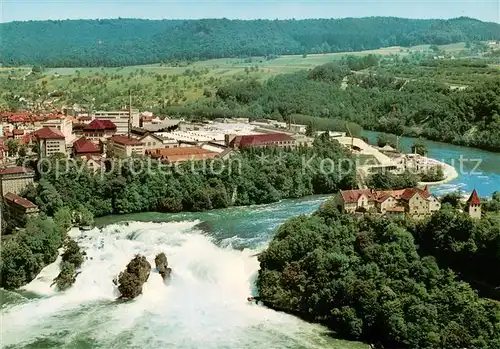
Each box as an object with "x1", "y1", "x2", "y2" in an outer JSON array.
[{"x1": 1, "y1": 216, "x2": 365, "y2": 349}]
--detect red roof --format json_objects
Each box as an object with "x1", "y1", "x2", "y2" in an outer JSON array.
[
  {"x1": 4, "y1": 192, "x2": 38, "y2": 209},
  {"x1": 73, "y1": 137, "x2": 100, "y2": 154},
  {"x1": 33, "y1": 127, "x2": 65, "y2": 140},
  {"x1": 231, "y1": 133, "x2": 294, "y2": 148},
  {"x1": 110, "y1": 135, "x2": 142, "y2": 146},
  {"x1": 0, "y1": 166, "x2": 34, "y2": 175},
  {"x1": 340, "y1": 188, "x2": 430, "y2": 204},
  {"x1": 340, "y1": 189, "x2": 375, "y2": 204},
  {"x1": 400, "y1": 187, "x2": 431, "y2": 201},
  {"x1": 84, "y1": 119, "x2": 117, "y2": 131},
  {"x1": 467, "y1": 189, "x2": 481, "y2": 206}
]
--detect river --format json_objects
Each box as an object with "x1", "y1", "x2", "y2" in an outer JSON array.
[
  {"x1": 1, "y1": 139, "x2": 500, "y2": 349},
  {"x1": 362, "y1": 131, "x2": 500, "y2": 197}
]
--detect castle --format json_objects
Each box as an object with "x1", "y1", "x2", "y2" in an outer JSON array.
[{"x1": 338, "y1": 187, "x2": 482, "y2": 219}]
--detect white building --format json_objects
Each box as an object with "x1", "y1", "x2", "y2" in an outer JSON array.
[
  {"x1": 41, "y1": 116, "x2": 74, "y2": 142},
  {"x1": 92, "y1": 110, "x2": 140, "y2": 135}
]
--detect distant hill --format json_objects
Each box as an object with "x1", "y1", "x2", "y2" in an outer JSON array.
[{"x1": 2, "y1": 17, "x2": 500, "y2": 67}]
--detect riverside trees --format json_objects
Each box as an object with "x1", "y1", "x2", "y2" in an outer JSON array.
[
  {"x1": 22, "y1": 137, "x2": 356, "y2": 218},
  {"x1": 257, "y1": 200, "x2": 500, "y2": 348}
]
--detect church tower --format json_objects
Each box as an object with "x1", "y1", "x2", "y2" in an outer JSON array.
[{"x1": 466, "y1": 189, "x2": 481, "y2": 219}]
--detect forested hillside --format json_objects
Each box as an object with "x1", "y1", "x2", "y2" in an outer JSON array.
[
  {"x1": 212, "y1": 61, "x2": 500, "y2": 151},
  {"x1": 2, "y1": 17, "x2": 500, "y2": 67}
]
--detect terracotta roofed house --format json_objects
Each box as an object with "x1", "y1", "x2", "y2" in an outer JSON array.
[
  {"x1": 108, "y1": 135, "x2": 144, "y2": 157},
  {"x1": 226, "y1": 133, "x2": 295, "y2": 150},
  {"x1": 4, "y1": 192, "x2": 39, "y2": 225},
  {"x1": 83, "y1": 119, "x2": 117, "y2": 141},
  {"x1": 145, "y1": 146, "x2": 218, "y2": 164},
  {"x1": 338, "y1": 186, "x2": 440, "y2": 218},
  {"x1": 0, "y1": 166, "x2": 35, "y2": 196},
  {"x1": 33, "y1": 127, "x2": 66, "y2": 158},
  {"x1": 73, "y1": 136, "x2": 101, "y2": 157}
]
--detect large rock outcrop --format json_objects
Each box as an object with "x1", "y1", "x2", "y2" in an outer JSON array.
[
  {"x1": 117, "y1": 254, "x2": 151, "y2": 300},
  {"x1": 155, "y1": 252, "x2": 172, "y2": 280}
]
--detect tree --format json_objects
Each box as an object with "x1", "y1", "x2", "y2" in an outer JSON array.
[
  {"x1": 376, "y1": 134, "x2": 397, "y2": 148},
  {"x1": 31, "y1": 65, "x2": 43, "y2": 73},
  {"x1": 18, "y1": 145, "x2": 27, "y2": 158},
  {"x1": 257, "y1": 204, "x2": 500, "y2": 348},
  {"x1": 411, "y1": 138, "x2": 428, "y2": 156},
  {"x1": 203, "y1": 88, "x2": 212, "y2": 97},
  {"x1": 54, "y1": 206, "x2": 73, "y2": 232},
  {"x1": 305, "y1": 121, "x2": 315, "y2": 137},
  {"x1": 5, "y1": 139, "x2": 19, "y2": 156},
  {"x1": 441, "y1": 192, "x2": 463, "y2": 209}
]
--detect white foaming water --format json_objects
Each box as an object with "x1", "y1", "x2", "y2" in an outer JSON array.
[{"x1": 2, "y1": 220, "x2": 350, "y2": 349}]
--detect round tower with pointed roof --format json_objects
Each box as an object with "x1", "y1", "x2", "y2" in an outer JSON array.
[{"x1": 466, "y1": 189, "x2": 481, "y2": 219}]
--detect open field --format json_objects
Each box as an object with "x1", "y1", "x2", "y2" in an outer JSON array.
[
  {"x1": 1, "y1": 41, "x2": 493, "y2": 112},
  {"x1": 42, "y1": 42, "x2": 469, "y2": 78}
]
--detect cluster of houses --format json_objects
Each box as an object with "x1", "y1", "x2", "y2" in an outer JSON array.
[
  {"x1": 0, "y1": 108, "x2": 482, "y2": 226},
  {"x1": 0, "y1": 109, "x2": 301, "y2": 224},
  {"x1": 337, "y1": 187, "x2": 481, "y2": 219}
]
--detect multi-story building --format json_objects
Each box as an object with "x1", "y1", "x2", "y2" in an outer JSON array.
[
  {"x1": 41, "y1": 116, "x2": 73, "y2": 141},
  {"x1": 92, "y1": 110, "x2": 139, "y2": 135},
  {"x1": 33, "y1": 127, "x2": 66, "y2": 158},
  {"x1": 0, "y1": 139, "x2": 7, "y2": 164},
  {"x1": 83, "y1": 119, "x2": 117, "y2": 142},
  {"x1": 338, "y1": 186, "x2": 441, "y2": 218},
  {"x1": 107, "y1": 135, "x2": 144, "y2": 157},
  {"x1": 0, "y1": 166, "x2": 35, "y2": 196},
  {"x1": 73, "y1": 136, "x2": 101, "y2": 158},
  {"x1": 139, "y1": 133, "x2": 171, "y2": 151},
  {"x1": 145, "y1": 147, "x2": 218, "y2": 164},
  {"x1": 13, "y1": 129, "x2": 25, "y2": 139},
  {"x1": 4, "y1": 192, "x2": 39, "y2": 225},
  {"x1": 226, "y1": 133, "x2": 295, "y2": 150}
]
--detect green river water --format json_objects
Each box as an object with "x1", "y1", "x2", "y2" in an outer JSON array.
[{"x1": 2, "y1": 136, "x2": 500, "y2": 349}]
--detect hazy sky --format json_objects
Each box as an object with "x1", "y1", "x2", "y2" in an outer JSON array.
[{"x1": 2, "y1": 0, "x2": 499, "y2": 23}]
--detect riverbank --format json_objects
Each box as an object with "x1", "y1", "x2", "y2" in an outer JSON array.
[
  {"x1": 1, "y1": 215, "x2": 369, "y2": 349},
  {"x1": 418, "y1": 156, "x2": 459, "y2": 186},
  {"x1": 362, "y1": 130, "x2": 500, "y2": 196}
]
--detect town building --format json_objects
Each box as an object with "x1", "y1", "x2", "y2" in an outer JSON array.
[
  {"x1": 0, "y1": 166, "x2": 35, "y2": 196},
  {"x1": 73, "y1": 136, "x2": 101, "y2": 158},
  {"x1": 466, "y1": 189, "x2": 482, "y2": 219},
  {"x1": 92, "y1": 110, "x2": 140, "y2": 135},
  {"x1": 337, "y1": 186, "x2": 440, "y2": 218},
  {"x1": 107, "y1": 135, "x2": 144, "y2": 157},
  {"x1": 40, "y1": 115, "x2": 73, "y2": 141},
  {"x1": 0, "y1": 139, "x2": 7, "y2": 164},
  {"x1": 226, "y1": 133, "x2": 295, "y2": 150},
  {"x1": 13, "y1": 129, "x2": 25, "y2": 139},
  {"x1": 80, "y1": 154, "x2": 105, "y2": 172},
  {"x1": 32, "y1": 127, "x2": 66, "y2": 157},
  {"x1": 3, "y1": 192, "x2": 39, "y2": 225},
  {"x1": 145, "y1": 147, "x2": 218, "y2": 164},
  {"x1": 83, "y1": 119, "x2": 117, "y2": 141},
  {"x1": 139, "y1": 133, "x2": 171, "y2": 151}
]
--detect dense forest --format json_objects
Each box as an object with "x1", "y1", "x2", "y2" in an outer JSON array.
[
  {"x1": 257, "y1": 198, "x2": 500, "y2": 348},
  {"x1": 211, "y1": 61, "x2": 500, "y2": 151},
  {"x1": 2, "y1": 17, "x2": 500, "y2": 67}
]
